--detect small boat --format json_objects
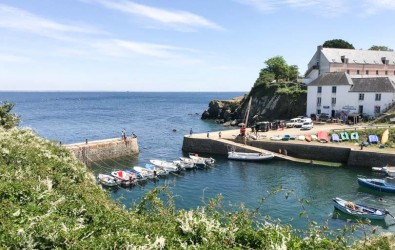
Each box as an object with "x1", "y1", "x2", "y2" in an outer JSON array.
[
  {"x1": 381, "y1": 129, "x2": 389, "y2": 144},
  {"x1": 97, "y1": 174, "x2": 120, "y2": 187},
  {"x1": 180, "y1": 157, "x2": 206, "y2": 168},
  {"x1": 126, "y1": 169, "x2": 147, "y2": 181},
  {"x1": 350, "y1": 132, "x2": 359, "y2": 141},
  {"x1": 311, "y1": 134, "x2": 318, "y2": 141},
  {"x1": 331, "y1": 134, "x2": 340, "y2": 142},
  {"x1": 111, "y1": 170, "x2": 134, "y2": 186},
  {"x1": 333, "y1": 197, "x2": 390, "y2": 220},
  {"x1": 282, "y1": 135, "x2": 291, "y2": 141},
  {"x1": 305, "y1": 134, "x2": 312, "y2": 142},
  {"x1": 289, "y1": 135, "x2": 296, "y2": 140},
  {"x1": 372, "y1": 166, "x2": 388, "y2": 175},
  {"x1": 173, "y1": 160, "x2": 195, "y2": 169},
  {"x1": 144, "y1": 163, "x2": 169, "y2": 176},
  {"x1": 372, "y1": 166, "x2": 395, "y2": 177},
  {"x1": 369, "y1": 134, "x2": 379, "y2": 144},
  {"x1": 358, "y1": 178, "x2": 395, "y2": 193},
  {"x1": 270, "y1": 135, "x2": 282, "y2": 141},
  {"x1": 188, "y1": 153, "x2": 215, "y2": 166},
  {"x1": 228, "y1": 151, "x2": 274, "y2": 161},
  {"x1": 317, "y1": 131, "x2": 329, "y2": 143},
  {"x1": 340, "y1": 132, "x2": 349, "y2": 141},
  {"x1": 150, "y1": 159, "x2": 179, "y2": 172},
  {"x1": 133, "y1": 166, "x2": 155, "y2": 179},
  {"x1": 297, "y1": 135, "x2": 305, "y2": 141}
]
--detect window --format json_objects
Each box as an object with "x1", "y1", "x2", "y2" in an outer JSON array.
[
  {"x1": 375, "y1": 93, "x2": 381, "y2": 101},
  {"x1": 346, "y1": 70, "x2": 350, "y2": 74},
  {"x1": 358, "y1": 105, "x2": 363, "y2": 114},
  {"x1": 332, "y1": 86, "x2": 337, "y2": 93},
  {"x1": 317, "y1": 109, "x2": 321, "y2": 114},
  {"x1": 357, "y1": 70, "x2": 360, "y2": 74},
  {"x1": 385, "y1": 71, "x2": 388, "y2": 75},
  {"x1": 317, "y1": 86, "x2": 322, "y2": 93},
  {"x1": 374, "y1": 106, "x2": 381, "y2": 113},
  {"x1": 331, "y1": 97, "x2": 336, "y2": 104},
  {"x1": 317, "y1": 97, "x2": 321, "y2": 105},
  {"x1": 366, "y1": 70, "x2": 369, "y2": 75},
  {"x1": 359, "y1": 93, "x2": 364, "y2": 100},
  {"x1": 376, "y1": 70, "x2": 379, "y2": 75}
]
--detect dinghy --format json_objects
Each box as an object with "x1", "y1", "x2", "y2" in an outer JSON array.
[
  {"x1": 228, "y1": 151, "x2": 274, "y2": 161},
  {"x1": 144, "y1": 163, "x2": 169, "y2": 176},
  {"x1": 369, "y1": 135, "x2": 379, "y2": 144},
  {"x1": 381, "y1": 129, "x2": 389, "y2": 144},
  {"x1": 150, "y1": 159, "x2": 179, "y2": 172},
  {"x1": 270, "y1": 135, "x2": 282, "y2": 141},
  {"x1": 317, "y1": 131, "x2": 329, "y2": 143},
  {"x1": 188, "y1": 153, "x2": 215, "y2": 165},
  {"x1": 350, "y1": 132, "x2": 359, "y2": 141},
  {"x1": 111, "y1": 170, "x2": 134, "y2": 186},
  {"x1": 133, "y1": 166, "x2": 155, "y2": 179},
  {"x1": 297, "y1": 135, "x2": 305, "y2": 141},
  {"x1": 173, "y1": 160, "x2": 195, "y2": 169},
  {"x1": 311, "y1": 134, "x2": 318, "y2": 141},
  {"x1": 97, "y1": 174, "x2": 120, "y2": 187},
  {"x1": 282, "y1": 135, "x2": 290, "y2": 141},
  {"x1": 331, "y1": 134, "x2": 340, "y2": 142},
  {"x1": 333, "y1": 197, "x2": 391, "y2": 220},
  {"x1": 358, "y1": 178, "x2": 395, "y2": 193},
  {"x1": 305, "y1": 134, "x2": 312, "y2": 142}
]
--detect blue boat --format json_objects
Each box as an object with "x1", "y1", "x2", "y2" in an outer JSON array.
[
  {"x1": 358, "y1": 178, "x2": 395, "y2": 193},
  {"x1": 333, "y1": 197, "x2": 389, "y2": 220}
]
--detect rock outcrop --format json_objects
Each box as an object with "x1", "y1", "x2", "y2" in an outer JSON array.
[{"x1": 201, "y1": 96, "x2": 244, "y2": 123}]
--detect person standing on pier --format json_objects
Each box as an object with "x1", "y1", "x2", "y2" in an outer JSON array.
[
  {"x1": 122, "y1": 129, "x2": 126, "y2": 142},
  {"x1": 207, "y1": 131, "x2": 210, "y2": 138},
  {"x1": 190, "y1": 128, "x2": 193, "y2": 137}
]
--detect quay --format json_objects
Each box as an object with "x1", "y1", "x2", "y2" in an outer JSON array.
[
  {"x1": 182, "y1": 124, "x2": 395, "y2": 168},
  {"x1": 65, "y1": 137, "x2": 139, "y2": 164}
]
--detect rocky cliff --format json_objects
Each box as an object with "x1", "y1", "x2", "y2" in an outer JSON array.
[{"x1": 202, "y1": 83, "x2": 307, "y2": 125}]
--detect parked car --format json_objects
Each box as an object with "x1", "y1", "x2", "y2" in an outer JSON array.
[
  {"x1": 294, "y1": 118, "x2": 312, "y2": 128},
  {"x1": 255, "y1": 121, "x2": 270, "y2": 132},
  {"x1": 286, "y1": 118, "x2": 301, "y2": 128},
  {"x1": 318, "y1": 113, "x2": 330, "y2": 122},
  {"x1": 301, "y1": 122, "x2": 314, "y2": 130}
]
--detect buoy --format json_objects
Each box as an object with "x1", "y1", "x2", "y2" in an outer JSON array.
[{"x1": 172, "y1": 129, "x2": 177, "y2": 132}]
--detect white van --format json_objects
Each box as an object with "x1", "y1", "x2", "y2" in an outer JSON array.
[{"x1": 286, "y1": 118, "x2": 301, "y2": 128}]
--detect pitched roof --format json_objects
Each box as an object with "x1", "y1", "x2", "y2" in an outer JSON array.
[
  {"x1": 308, "y1": 72, "x2": 352, "y2": 86},
  {"x1": 349, "y1": 77, "x2": 395, "y2": 92},
  {"x1": 321, "y1": 48, "x2": 395, "y2": 65}
]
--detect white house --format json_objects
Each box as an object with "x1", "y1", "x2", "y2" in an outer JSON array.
[
  {"x1": 304, "y1": 46, "x2": 395, "y2": 85},
  {"x1": 306, "y1": 72, "x2": 395, "y2": 118}
]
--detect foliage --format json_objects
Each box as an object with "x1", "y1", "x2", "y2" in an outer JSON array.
[
  {"x1": 0, "y1": 101, "x2": 20, "y2": 129},
  {"x1": 288, "y1": 65, "x2": 299, "y2": 82},
  {"x1": 0, "y1": 127, "x2": 394, "y2": 249},
  {"x1": 264, "y1": 56, "x2": 289, "y2": 82},
  {"x1": 323, "y1": 39, "x2": 355, "y2": 49},
  {"x1": 369, "y1": 45, "x2": 393, "y2": 51}
]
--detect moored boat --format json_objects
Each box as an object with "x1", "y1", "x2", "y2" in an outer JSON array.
[
  {"x1": 357, "y1": 177, "x2": 395, "y2": 193},
  {"x1": 97, "y1": 174, "x2": 120, "y2": 187},
  {"x1": 173, "y1": 160, "x2": 195, "y2": 169},
  {"x1": 144, "y1": 163, "x2": 169, "y2": 176},
  {"x1": 228, "y1": 151, "x2": 274, "y2": 161},
  {"x1": 150, "y1": 159, "x2": 179, "y2": 172},
  {"x1": 133, "y1": 166, "x2": 155, "y2": 179},
  {"x1": 111, "y1": 170, "x2": 134, "y2": 186},
  {"x1": 188, "y1": 153, "x2": 215, "y2": 166},
  {"x1": 333, "y1": 197, "x2": 390, "y2": 220}
]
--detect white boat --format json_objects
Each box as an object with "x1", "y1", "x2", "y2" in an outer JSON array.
[
  {"x1": 181, "y1": 156, "x2": 206, "y2": 168},
  {"x1": 311, "y1": 134, "x2": 318, "y2": 141},
  {"x1": 173, "y1": 160, "x2": 195, "y2": 169},
  {"x1": 97, "y1": 174, "x2": 120, "y2": 187},
  {"x1": 372, "y1": 166, "x2": 395, "y2": 177},
  {"x1": 270, "y1": 135, "x2": 282, "y2": 141},
  {"x1": 150, "y1": 159, "x2": 179, "y2": 172},
  {"x1": 297, "y1": 135, "x2": 305, "y2": 141},
  {"x1": 111, "y1": 170, "x2": 134, "y2": 186},
  {"x1": 144, "y1": 163, "x2": 169, "y2": 176},
  {"x1": 188, "y1": 153, "x2": 215, "y2": 166},
  {"x1": 133, "y1": 166, "x2": 155, "y2": 179},
  {"x1": 228, "y1": 151, "x2": 274, "y2": 161}
]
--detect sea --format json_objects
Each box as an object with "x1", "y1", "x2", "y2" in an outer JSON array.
[{"x1": 1, "y1": 91, "x2": 394, "y2": 236}]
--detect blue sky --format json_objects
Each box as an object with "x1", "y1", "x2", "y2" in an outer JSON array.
[{"x1": 0, "y1": 0, "x2": 394, "y2": 91}]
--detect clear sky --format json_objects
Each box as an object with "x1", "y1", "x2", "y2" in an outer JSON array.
[{"x1": 0, "y1": 0, "x2": 394, "y2": 91}]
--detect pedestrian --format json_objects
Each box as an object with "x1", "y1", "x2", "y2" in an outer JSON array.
[
  {"x1": 218, "y1": 131, "x2": 222, "y2": 138},
  {"x1": 122, "y1": 129, "x2": 126, "y2": 141},
  {"x1": 284, "y1": 149, "x2": 288, "y2": 156},
  {"x1": 207, "y1": 131, "x2": 210, "y2": 138},
  {"x1": 190, "y1": 128, "x2": 193, "y2": 137}
]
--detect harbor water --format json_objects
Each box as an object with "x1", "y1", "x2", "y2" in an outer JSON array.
[{"x1": 2, "y1": 91, "x2": 395, "y2": 235}]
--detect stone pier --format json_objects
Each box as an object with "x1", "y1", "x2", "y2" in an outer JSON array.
[{"x1": 65, "y1": 137, "x2": 139, "y2": 164}]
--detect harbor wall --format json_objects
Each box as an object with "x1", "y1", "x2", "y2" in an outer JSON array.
[
  {"x1": 65, "y1": 138, "x2": 139, "y2": 164},
  {"x1": 182, "y1": 136, "x2": 395, "y2": 168}
]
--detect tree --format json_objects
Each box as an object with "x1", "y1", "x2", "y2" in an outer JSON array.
[
  {"x1": 0, "y1": 101, "x2": 20, "y2": 129},
  {"x1": 264, "y1": 56, "x2": 289, "y2": 82},
  {"x1": 254, "y1": 70, "x2": 275, "y2": 87},
  {"x1": 323, "y1": 39, "x2": 354, "y2": 49},
  {"x1": 288, "y1": 65, "x2": 299, "y2": 82},
  {"x1": 369, "y1": 45, "x2": 393, "y2": 51}
]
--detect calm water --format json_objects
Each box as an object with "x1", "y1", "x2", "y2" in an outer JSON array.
[{"x1": 1, "y1": 92, "x2": 395, "y2": 235}]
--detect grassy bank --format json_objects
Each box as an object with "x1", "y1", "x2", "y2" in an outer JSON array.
[{"x1": 0, "y1": 127, "x2": 394, "y2": 249}]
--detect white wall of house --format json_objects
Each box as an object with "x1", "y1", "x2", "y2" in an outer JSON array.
[{"x1": 307, "y1": 85, "x2": 395, "y2": 117}]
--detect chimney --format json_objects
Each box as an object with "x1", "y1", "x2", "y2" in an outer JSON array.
[{"x1": 382, "y1": 57, "x2": 389, "y2": 65}]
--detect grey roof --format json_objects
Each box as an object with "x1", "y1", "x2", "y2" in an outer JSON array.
[
  {"x1": 349, "y1": 77, "x2": 395, "y2": 92},
  {"x1": 309, "y1": 72, "x2": 353, "y2": 86},
  {"x1": 321, "y1": 48, "x2": 395, "y2": 65}
]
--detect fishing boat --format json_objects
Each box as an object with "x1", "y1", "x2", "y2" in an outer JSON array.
[
  {"x1": 357, "y1": 177, "x2": 395, "y2": 193},
  {"x1": 173, "y1": 160, "x2": 195, "y2": 170},
  {"x1": 188, "y1": 153, "x2": 215, "y2": 166},
  {"x1": 333, "y1": 197, "x2": 391, "y2": 220},
  {"x1": 180, "y1": 157, "x2": 206, "y2": 168},
  {"x1": 126, "y1": 169, "x2": 147, "y2": 181},
  {"x1": 150, "y1": 159, "x2": 180, "y2": 172},
  {"x1": 228, "y1": 150, "x2": 274, "y2": 161},
  {"x1": 350, "y1": 132, "x2": 359, "y2": 141},
  {"x1": 133, "y1": 166, "x2": 155, "y2": 179},
  {"x1": 331, "y1": 134, "x2": 340, "y2": 142},
  {"x1": 372, "y1": 166, "x2": 395, "y2": 177},
  {"x1": 317, "y1": 131, "x2": 329, "y2": 143},
  {"x1": 144, "y1": 163, "x2": 169, "y2": 176},
  {"x1": 111, "y1": 170, "x2": 134, "y2": 186},
  {"x1": 97, "y1": 174, "x2": 120, "y2": 187}
]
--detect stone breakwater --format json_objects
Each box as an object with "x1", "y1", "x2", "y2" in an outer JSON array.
[
  {"x1": 65, "y1": 137, "x2": 139, "y2": 164},
  {"x1": 182, "y1": 136, "x2": 395, "y2": 168}
]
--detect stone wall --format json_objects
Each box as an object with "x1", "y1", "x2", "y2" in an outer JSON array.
[
  {"x1": 65, "y1": 138, "x2": 139, "y2": 164},
  {"x1": 347, "y1": 150, "x2": 395, "y2": 167}
]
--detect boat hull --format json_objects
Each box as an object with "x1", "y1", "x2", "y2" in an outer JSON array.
[
  {"x1": 358, "y1": 178, "x2": 395, "y2": 193},
  {"x1": 228, "y1": 152, "x2": 274, "y2": 161},
  {"x1": 333, "y1": 197, "x2": 386, "y2": 220}
]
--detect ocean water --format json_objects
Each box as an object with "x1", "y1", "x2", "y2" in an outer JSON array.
[{"x1": 1, "y1": 91, "x2": 394, "y2": 235}]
